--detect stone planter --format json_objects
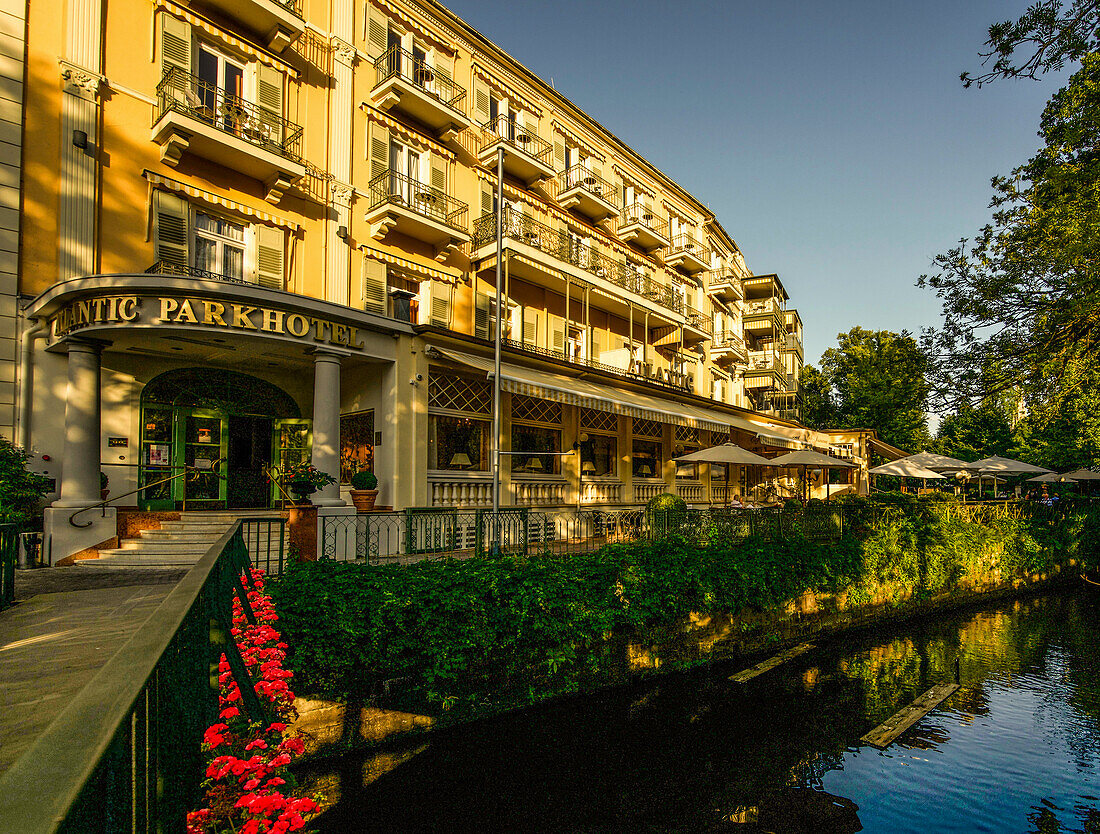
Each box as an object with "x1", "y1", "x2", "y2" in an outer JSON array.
[
  {"x1": 289, "y1": 482, "x2": 317, "y2": 504},
  {"x1": 350, "y1": 489, "x2": 378, "y2": 513},
  {"x1": 286, "y1": 502, "x2": 318, "y2": 562}
]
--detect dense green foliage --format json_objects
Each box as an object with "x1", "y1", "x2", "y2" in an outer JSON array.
[
  {"x1": 270, "y1": 499, "x2": 1095, "y2": 718},
  {"x1": 0, "y1": 439, "x2": 51, "y2": 527},
  {"x1": 804, "y1": 328, "x2": 931, "y2": 451}
]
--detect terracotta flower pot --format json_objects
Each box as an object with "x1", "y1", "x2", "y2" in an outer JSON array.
[{"x1": 350, "y1": 488, "x2": 378, "y2": 513}]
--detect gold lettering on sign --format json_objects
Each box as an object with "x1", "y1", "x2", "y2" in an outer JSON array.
[
  {"x1": 261, "y1": 309, "x2": 285, "y2": 333},
  {"x1": 118, "y1": 297, "x2": 138, "y2": 321},
  {"x1": 159, "y1": 298, "x2": 178, "y2": 322},
  {"x1": 174, "y1": 300, "x2": 199, "y2": 324},
  {"x1": 232, "y1": 306, "x2": 258, "y2": 329},
  {"x1": 202, "y1": 301, "x2": 227, "y2": 327},
  {"x1": 285, "y1": 314, "x2": 309, "y2": 337}
]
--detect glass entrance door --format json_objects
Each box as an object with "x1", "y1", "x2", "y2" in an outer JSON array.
[{"x1": 180, "y1": 410, "x2": 227, "y2": 508}]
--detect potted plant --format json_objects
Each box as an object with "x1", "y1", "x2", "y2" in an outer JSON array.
[
  {"x1": 349, "y1": 470, "x2": 379, "y2": 512},
  {"x1": 100, "y1": 471, "x2": 109, "y2": 501},
  {"x1": 283, "y1": 462, "x2": 336, "y2": 505}
]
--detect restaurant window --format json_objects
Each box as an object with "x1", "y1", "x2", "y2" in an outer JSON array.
[
  {"x1": 429, "y1": 415, "x2": 490, "y2": 471},
  {"x1": 580, "y1": 433, "x2": 617, "y2": 478},
  {"x1": 632, "y1": 438, "x2": 661, "y2": 479},
  {"x1": 510, "y1": 425, "x2": 561, "y2": 474}
]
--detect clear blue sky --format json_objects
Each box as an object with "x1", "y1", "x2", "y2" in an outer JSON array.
[{"x1": 442, "y1": 0, "x2": 1071, "y2": 367}]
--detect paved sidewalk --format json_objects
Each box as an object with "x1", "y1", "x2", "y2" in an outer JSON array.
[{"x1": 0, "y1": 566, "x2": 188, "y2": 777}]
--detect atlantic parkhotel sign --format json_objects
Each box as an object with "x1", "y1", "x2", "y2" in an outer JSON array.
[{"x1": 46, "y1": 294, "x2": 370, "y2": 351}]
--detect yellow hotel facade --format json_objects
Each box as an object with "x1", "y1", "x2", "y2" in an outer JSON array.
[{"x1": 6, "y1": 0, "x2": 874, "y2": 559}]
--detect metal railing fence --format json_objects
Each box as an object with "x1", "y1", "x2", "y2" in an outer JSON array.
[
  {"x1": 0, "y1": 520, "x2": 284, "y2": 833},
  {"x1": 480, "y1": 114, "x2": 553, "y2": 163},
  {"x1": 368, "y1": 168, "x2": 469, "y2": 231},
  {"x1": 473, "y1": 206, "x2": 685, "y2": 317},
  {"x1": 155, "y1": 67, "x2": 303, "y2": 163},
  {"x1": 618, "y1": 202, "x2": 669, "y2": 239},
  {"x1": 668, "y1": 233, "x2": 710, "y2": 262},
  {"x1": 558, "y1": 164, "x2": 620, "y2": 209},
  {"x1": 373, "y1": 45, "x2": 467, "y2": 113},
  {"x1": 0, "y1": 523, "x2": 16, "y2": 612}
]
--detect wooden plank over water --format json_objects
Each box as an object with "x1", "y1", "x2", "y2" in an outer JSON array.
[
  {"x1": 861, "y1": 682, "x2": 960, "y2": 748},
  {"x1": 729, "y1": 642, "x2": 815, "y2": 683}
]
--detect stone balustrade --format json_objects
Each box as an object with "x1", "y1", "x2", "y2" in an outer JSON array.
[
  {"x1": 511, "y1": 477, "x2": 568, "y2": 506},
  {"x1": 429, "y1": 474, "x2": 493, "y2": 507}
]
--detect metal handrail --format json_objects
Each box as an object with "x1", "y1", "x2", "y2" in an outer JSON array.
[
  {"x1": 368, "y1": 168, "x2": 469, "y2": 231},
  {"x1": 668, "y1": 233, "x2": 709, "y2": 262},
  {"x1": 683, "y1": 303, "x2": 713, "y2": 335},
  {"x1": 619, "y1": 202, "x2": 669, "y2": 239},
  {"x1": 155, "y1": 66, "x2": 304, "y2": 163},
  {"x1": 146, "y1": 260, "x2": 249, "y2": 286},
  {"x1": 69, "y1": 459, "x2": 225, "y2": 528},
  {"x1": 480, "y1": 114, "x2": 553, "y2": 163},
  {"x1": 262, "y1": 463, "x2": 297, "y2": 505},
  {"x1": 473, "y1": 206, "x2": 685, "y2": 317},
  {"x1": 558, "y1": 164, "x2": 620, "y2": 208},
  {"x1": 373, "y1": 45, "x2": 467, "y2": 113}
]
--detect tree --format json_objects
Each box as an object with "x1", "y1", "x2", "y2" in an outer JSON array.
[
  {"x1": 0, "y1": 439, "x2": 51, "y2": 528},
  {"x1": 798, "y1": 365, "x2": 836, "y2": 430},
  {"x1": 817, "y1": 327, "x2": 931, "y2": 453},
  {"x1": 933, "y1": 401, "x2": 1015, "y2": 461},
  {"x1": 920, "y1": 53, "x2": 1100, "y2": 419},
  {"x1": 962, "y1": 0, "x2": 1100, "y2": 87}
]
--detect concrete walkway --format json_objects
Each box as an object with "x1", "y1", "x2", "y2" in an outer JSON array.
[{"x1": 0, "y1": 566, "x2": 187, "y2": 777}]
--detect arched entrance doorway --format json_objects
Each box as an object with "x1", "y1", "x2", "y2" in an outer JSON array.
[{"x1": 139, "y1": 368, "x2": 310, "y2": 510}]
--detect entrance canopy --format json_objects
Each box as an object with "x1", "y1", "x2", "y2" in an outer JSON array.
[{"x1": 433, "y1": 347, "x2": 768, "y2": 436}]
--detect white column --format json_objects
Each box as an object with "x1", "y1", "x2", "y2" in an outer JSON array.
[
  {"x1": 53, "y1": 339, "x2": 103, "y2": 508},
  {"x1": 311, "y1": 350, "x2": 345, "y2": 506}
]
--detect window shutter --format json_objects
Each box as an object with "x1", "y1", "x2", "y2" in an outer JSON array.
[
  {"x1": 255, "y1": 225, "x2": 284, "y2": 289},
  {"x1": 480, "y1": 182, "x2": 492, "y2": 219},
  {"x1": 362, "y1": 258, "x2": 387, "y2": 313},
  {"x1": 474, "y1": 292, "x2": 490, "y2": 339},
  {"x1": 256, "y1": 64, "x2": 284, "y2": 146},
  {"x1": 429, "y1": 282, "x2": 451, "y2": 327},
  {"x1": 153, "y1": 190, "x2": 189, "y2": 268},
  {"x1": 553, "y1": 135, "x2": 565, "y2": 171},
  {"x1": 366, "y1": 4, "x2": 388, "y2": 60},
  {"x1": 370, "y1": 122, "x2": 390, "y2": 184},
  {"x1": 159, "y1": 13, "x2": 191, "y2": 78},
  {"x1": 434, "y1": 51, "x2": 453, "y2": 83},
  {"x1": 550, "y1": 315, "x2": 565, "y2": 353},
  {"x1": 473, "y1": 76, "x2": 490, "y2": 126},
  {"x1": 591, "y1": 328, "x2": 603, "y2": 359},
  {"x1": 430, "y1": 154, "x2": 446, "y2": 193},
  {"x1": 523, "y1": 312, "x2": 536, "y2": 345}
]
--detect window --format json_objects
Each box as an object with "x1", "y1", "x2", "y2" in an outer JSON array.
[
  {"x1": 580, "y1": 434, "x2": 617, "y2": 477},
  {"x1": 194, "y1": 211, "x2": 246, "y2": 281},
  {"x1": 197, "y1": 44, "x2": 245, "y2": 130},
  {"x1": 388, "y1": 139, "x2": 422, "y2": 202},
  {"x1": 429, "y1": 415, "x2": 490, "y2": 471},
  {"x1": 510, "y1": 425, "x2": 561, "y2": 474},
  {"x1": 632, "y1": 439, "x2": 661, "y2": 478}
]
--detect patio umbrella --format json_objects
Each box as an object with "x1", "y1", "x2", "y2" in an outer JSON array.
[
  {"x1": 1027, "y1": 472, "x2": 1077, "y2": 483},
  {"x1": 673, "y1": 443, "x2": 776, "y2": 505},
  {"x1": 869, "y1": 460, "x2": 946, "y2": 479},
  {"x1": 970, "y1": 455, "x2": 1052, "y2": 498},
  {"x1": 769, "y1": 450, "x2": 858, "y2": 502},
  {"x1": 896, "y1": 451, "x2": 975, "y2": 473},
  {"x1": 1062, "y1": 468, "x2": 1100, "y2": 480}
]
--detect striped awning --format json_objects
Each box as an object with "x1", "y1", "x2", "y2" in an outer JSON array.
[
  {"x1": 550, "y1": 120, "x2": 604, "y2": 163},
  {"x1": 143, "y1": 170, "x2": 300, "y2": 230},
  {"x1": 365, "y1": 108, "x2": 456, "y2": 161},
  {"x1": 431, "y1": 347, "x2": 733, "y2": 433},
  {"x1": 755, "y1": 430, "x2": 803, "y2": 450},
  {"x1": 154, "y1": 1, "x2": 296, "y2": 77},
  {"x1": 471, "y1": 65, "x2": 542, "y2": 118},
  {"x1": 361, "y1": 246, "x2": 459, "y2": 283}
]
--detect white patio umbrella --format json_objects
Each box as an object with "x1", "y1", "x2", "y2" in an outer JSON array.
[
  {"x1": 770, "y1": 450, "x2": 858, "y2": 502},
  {"x1": 970, "y1": 455, "x2": 1052, "y2": 498},
  {"x1": 869, "y1": 460, "x2": 946, "y2": 479},
  {"x1": 896, "y1": 451, "x2": 976, "y2": 473},
  {"x1": 1062, "y1": 468, "x2": 1100, "y2": 480},
  {"x1": 1027, "y1": 472, "x2": 1077, "y2": 483},
  {"x1": 673, "y1": 443, "x2": 777, "y2": 505}
]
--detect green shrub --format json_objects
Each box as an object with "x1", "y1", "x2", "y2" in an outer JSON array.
[
  {"x1": 646, "y1": 492, "x2": 687, "y2": 532},
  {"x1": 0, "y1": 439, "x2": 51, "y2": 528},
  {"x1": 350, "y1": 470, "x2": 377, "y2": 490}
]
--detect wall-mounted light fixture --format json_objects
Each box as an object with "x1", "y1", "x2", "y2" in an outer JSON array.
[
  {"x1": 336, "y1": 225, "x2": 349, "y2": 242},
  {"x1": 72, "y1": 129, "x2": 88, "y2": 149}
]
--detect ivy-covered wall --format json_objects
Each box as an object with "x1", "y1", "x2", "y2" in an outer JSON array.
[{"x1": 270, "y1": 497, "x2": 1099, "y2": 723}]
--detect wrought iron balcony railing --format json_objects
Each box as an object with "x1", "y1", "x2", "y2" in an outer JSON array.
[
  {"x1": 683, "y1": 304, "x2": 713, "y2": 335},
  {"x1": 668, "y1": 232, "x2": 709, "y2": 261},
  {"x1": 474, "y1": 207, "x2": 684, "y2": 317},
  {"x1": 558, "y1": 164, "x2": 620, "y2": 208},
  {"x1": 712, "y1": 330, "x2": 747, "y2": 352},
  {"x1": 618, "y1": 202, "x2": 669, "y2": 238},
  {"x1": 744, "y1": 298, "x2": 783, "y2": 317},
  {"x1": 368, "y1": 169, "x2": 469, "y2": 232},
  {"x1": 155, "y1": 67, "x2": 303, "y2": 163},
  {"x1": 373, "y1": 46, "x2": 466, "y2": 113},
  {"x1": 146, "y1": 261, "x2": 250, "y2": 286},
  {"x1": 481, "y1": 114, "x2": 552, "y2": 164},
  {"x1": 275, "y1": 0, "x2": 303, "y2": 18}
]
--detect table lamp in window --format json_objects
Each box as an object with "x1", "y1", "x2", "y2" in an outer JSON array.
[
  {"x1": 638, "y1": 463, "x2": 653, "y2": 477},
  {"x1": 582, "y1": 461, "x2": 596, "y2": 476},
  {"x1": 527, "y1": 457, "x2": 544, "y2": 472},
  {"x1": 449, "y1": 452, "x2": 472, "y2": 469}
]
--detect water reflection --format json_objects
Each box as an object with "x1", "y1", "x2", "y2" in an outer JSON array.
[{"x1": 298, "y1": 595, "x2": 1100, "y2": 833}]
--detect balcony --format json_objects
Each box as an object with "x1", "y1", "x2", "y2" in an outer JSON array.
[
  {"x1": 711, "y1": 330, "x2": 748, "y2": 365},
  {"x1": 196, "y1": 0, "x2": 305, "y2": 52},
  {"x1": 665, "y1": 233, "x2": 709, "y2": 275},
  {"x1": 473, "y1": 207, "x2": 685, "y2": 322},
  {"x1": 742, "y1": 298, "x2": 784, "y2": 336},
  {"x1": 707, "y1": 271, "x2": 743, "y2": 303},
  {"x1": 478, "y1": 115, "x2": 555, "y2": 187},
  {"x1": 152, "y1": 68, "x2": 305, "y2": 203},
  {"x1": 617, "y1": 203, "x2": 669, "y2": 253},
  {"x1": 744, "y1": 352, "x2": 785, "y2": 392},
  {"x1": 682, "y1": 303, "x2": 712, "y2": 344},
  {"x1": 365, "y1": 169, "x2": 470, "y2": 261},
  {"x1": 370, "y1": 47, "x2": 470, "y2": 142},
  {"x1": 557, "y1": 164, "x2": 620, "y2": 224}
]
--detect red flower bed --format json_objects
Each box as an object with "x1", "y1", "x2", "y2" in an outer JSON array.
[{"x1": 187, "y1": 568, "x2": 321, "y2": 834}]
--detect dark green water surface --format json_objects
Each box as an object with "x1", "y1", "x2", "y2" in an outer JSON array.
[{"x1": 301, "y1": 593, "x2": 1100, "y2": 832}]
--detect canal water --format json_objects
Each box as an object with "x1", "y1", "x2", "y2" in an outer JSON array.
[{"x1": 300, "y1": 592, "x2": 1100, "y2": 833}]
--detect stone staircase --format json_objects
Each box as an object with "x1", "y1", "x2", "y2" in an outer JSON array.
[{"x1": 89, "y1": 512, "x2": 275, "y2": 568}]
